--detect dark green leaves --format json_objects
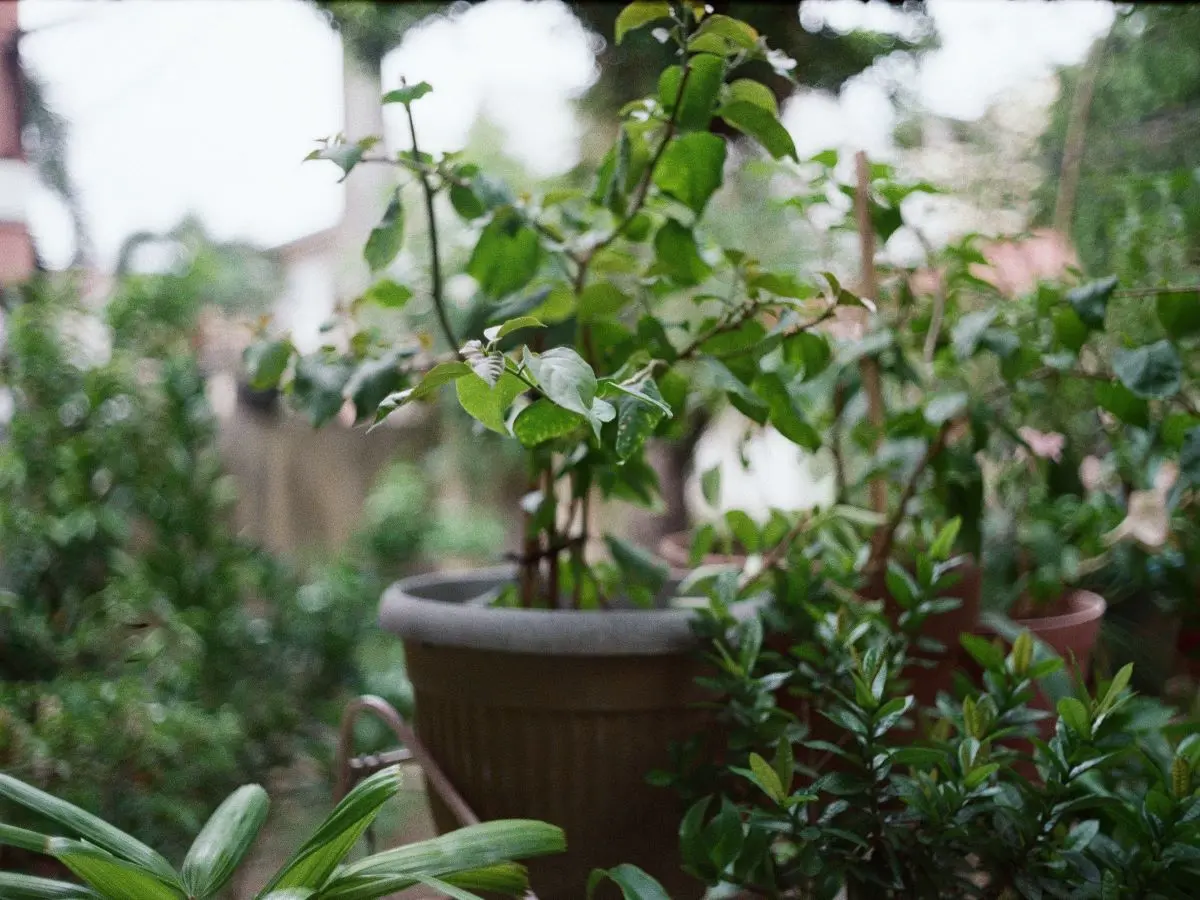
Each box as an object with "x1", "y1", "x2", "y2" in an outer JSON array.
[
  {"x1": 381, "y1": 82, "x2": 432, "y2": 105},
  {"x1": 1156, "y1": 289, "x2": 1200, "y2": 336},
  {"x1": 756, "y1": 372, "x2": 819, "y2": 451},
  {"x1": 1066, "y1": 276, "x2": 1117, "y2": 329},
  {"x1": 467, "y1": 210, "x2": 541, "y2": 298},
  {"x1": 181, "y1": 785, "x2": 269, "y2": 899},
  {"x1": 1095, "y1": 380, "x2": 1149, "y2": 428},
  {"x1": 668, "y1": 54, "x2": 725, "y2": 132},
  {"x1": 292, "y1": 354, "x2": 354, "y2": 427},
  {"x1": 364, "y1": 190, "x2": 405, "y2": 272},
  {"x1": 614, "y1": 1, "x2": 671, "y2": 44},
  {"x1": 719, "y1": 101, "x2": 797, "y2": 161},
  {"x1": 359, "y1": 279, "x2": 413, "y2": 310},
  {"x1": 604, "y1": 534, "x2": 669, "y2": 595},
  {"x1": 587, "y1": 864, "x2": 671, "y2": 900},
  {"x1": 578, "y1": 283, "x2": 632, "y2": 322},
  {"x1": 610, "y1": 379, "x2": 668, "y2": 459},
  {"x1": 513, "y1": 399, "x2": 584, "y2": 446},
  {"x1": 244, "y1": 339, "x2": 293, "y2": 391},
  {"x1": 1113, "y1": 340, "x2": 1182, "y2": 398},
  {"x1": 653, "y1": 132, "x2": 726, "y2": 214},
  {"x1": 653, "y1": 220, "x2": 711, "y2": 285}
]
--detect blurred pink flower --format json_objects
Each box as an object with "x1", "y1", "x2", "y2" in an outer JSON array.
[
  {"x1": 1018, "y1": 426, "x2": 1065, "y2": 462},
  {"x1": 1079, "y1": 456, "x2": 1104, "y2": 492}
]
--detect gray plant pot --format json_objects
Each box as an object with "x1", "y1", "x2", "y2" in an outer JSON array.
[{"x1": 378, "y1": 564, "x2": 761, "y2": 899}]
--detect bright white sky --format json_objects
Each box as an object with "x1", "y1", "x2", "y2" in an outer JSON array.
[{"x1": 18, "y1": 0, "x2": 1115, "y2": 269}]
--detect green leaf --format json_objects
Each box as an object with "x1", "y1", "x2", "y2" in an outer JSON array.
[
  {"x1": 244, "y1": 339, "x2": 292, "y2": 391},
  {"x1": 359, "y1": 279, "x2": 413, "y2": 310},
  {"x1": 0, "y1": 774, "x2": 178, "y2": 886},
  {"x1": 1181, "y1": 426, "x2": 1200, "y2": 484},
  {"x1": 0, "y1": 822, "x2": 50, "y2": 854},
  {"x1": 456, "y1": 372, "x2": 526, "y2": 435},
  {"x1": 1057, "y1": 697, "x2": 1092, "y2": 740},
  {"x1": 1066, "y1": 275, "x2": 1117, "y2": 329},
  {"x1": 653, "y1": 132, "x2": 726, "y2": 214},
  {"x1": 0, "y1": 872, "x2": 101, "y2": 900},
  {"x1": 604, "y1": 378, "x2": 673, "y2": 416},
  {"x1": 321, "y1": 820, "x2": 563, "y2": 900},
  {"x1": 1094, "y1": 381, "x2": 1149, "y2": 428},
  {"x1": 1098, "y1": 663, "x2": 1133, "y2": 714},
  {"x1": 719, "y1": 101, "x2": 797, "y2": 161},
  {"x1": 688, "y1": 14, "x2": 759, "y2": 55},
  {"x1": 461, "y1": 340, "x2": 506, "y2": 387},
  {"x1": 364, "y1": 190, "x2": 405, "y2": 272},
  {"x1": 960, "y1": 634, "x2": 1005, "y2": 672},
  {"x1": 749, "y1": 753, "x2": 786, "y2": 803},
  {"x1": 652, "y1": 220, "x2": 711, "y2": 285},
  {"x1": 605, "y1": 534, "x2": 669, "y2": 593},
  {"x1": 467, "y1": 212, "x2": 541, "y2": 298},
  {"x1": 48, "y1": 840, "x2": 183, "y2": 900},
  {"x1": 486, "y1": 316, "x2": 545, "y2": 341},
  {"x1": 513, "y1": 399, "x2": 584, "y2": 446},
  {"x1": 262, "y1": 767, "x2": 402, "y2": 895},
  {"x1": 304, "y1": 138, "x2": 377, "y2": 181},
  {"x1": 1113, "y1": 340, "x2": 1182, "y2": 399},
  {"x1": 404, "y1": 362, "x2": 471, "y2": 402},
  {"x1": 612, "y1": 380, "x2": 668, "y2": 459},
  {"x1": 783, "y1": 331, "x2": 831, "y2": 380},
  {"x1": 772, "y1": 737, "x2": 795, "y2": 796},
  {"x1": 725, "y1": 509, "x2": 760, "y2": 552},
  {"x1": 924, "y1": 392, "x2": 968, "y2": 425},
  {"x1": 578, "y1": 283, "x2": 632, "y2": 322},
  {"x1": 701, "y1": 466, "x2": 721, "y2": 506},
  {"x1": 756, "y1": 372, "x2": 820, "y2": 451},
  {"x1": 381, "y1": 82, "x2": 432, "y2": 105},
  {"x1": 673, "y1": 54, "x2": 725, "y2": 132},
  {"x1": 951, "y1": 309, "x2": 998, "y2": 360},
  {"x1": 725, "y1": 78, "x2": 777, "y2": 116},
  {"x1": 292, "y1": 355, "x2": 354, "y2": 427},
  {"x1": 523, "y1": 347, "x2": 596, "y2": 419},
  {"x1": 929, "y1": 517, "x2": 961, "y2": 560},
  {"x1": 963, "y1": 763, "x2": 999, "y2": 790},
  {"x1": 347, "y1": 354, "x2": 404, "y2": 424},
  {"x1": 1155, "y1": 289, "x2": 1200, "y2": 336},
  {"x1": 182, "y1": 785, "x2": 269, "y2": 899},
  {"x1": 412, "y1": 876, "x2": 483, "y2": 900},
  {"x1": 449, "y1": 183, "x2": 486, "y2": 220},
  {"x1": 1053, "y1": 308, "x2": 1089, "y2": 353},
  {"x1": 702, "y1": 358, "x2": 768, "y2": 424},
  {"x1": 752, "y1": 271, "x2": 813, "y2": 299},
  {"x1": 587, "y1": 864, "x2": 670, "y2": 900},
  {"x1": 614, "y1": 1, "x2": 672, "y2": 44}
]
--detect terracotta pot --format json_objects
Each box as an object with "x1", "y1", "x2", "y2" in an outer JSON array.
[
  {"x1": 380, "y1": 566, "x2": 762, "y2": 900},
  {"x1": 657, "y1": 529, "x2": 746, "y2": 572}
]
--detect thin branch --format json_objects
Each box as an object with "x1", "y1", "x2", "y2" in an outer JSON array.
[
  {"x1": 1113, "y1": 283, "x2": 1200, "y2": 299},
  {"x1": 1053, "y1": 33, "x2": 1108, "y2": 237},
  {"x1": 400, "y1": 99, "x2": 457, "y2": 355},
  {"x1": 854, "y1": 150, "x2": 888, "y2": 516},
  {"x1": 738, "y1": 513, "x2": 812, "y2": 591}
]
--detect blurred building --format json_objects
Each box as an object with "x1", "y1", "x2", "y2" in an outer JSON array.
[{"x1": 1, "y1": 3, "x2": 33, "y2": 285}]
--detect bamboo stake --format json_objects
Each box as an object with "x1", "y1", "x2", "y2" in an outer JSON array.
[
  {"x1": 854, "y1": 150, "x2": 888, "y2": 515},
  {"x1": 1053, "y1": 35, "x2": 1107, "y2": 237}
]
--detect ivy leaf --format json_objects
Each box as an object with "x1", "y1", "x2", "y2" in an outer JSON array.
[
  {"x1": 725, "y1": 78, "x2": 777, "y2": 116},
  {"x1": 1094, "y1": 381, "x2": 1149, "y2": 429},
  {"x1": 364, "y1": 190, "x2": 405, "y2": 272},
  {"x1": 467, "y1": 211, "x2": 541, "y2": 298},
  {"x1": 614, "y1": 1, "x2": 672, "y2": 44},
  {"x1": 455, "y1": 371, "x2": 525, "y2": 434},
  {"x1": 513, "y1": 399, "x2": 585, "y2": 446},
  {"x1": 292, "y1": 354, "x2": 354, "y2": 427},
  {"x1": 381, "y1": 81, "x2": 432, "y2": 105},
  {"x1": 244, "y1": 339, "x2": 292, "y2": 391},
  {"x1": 1113, "y1": 340, "x2": 1182, "y2": 399},
  {"x1": 604, "y1": 534, "x2": 669, "y2": 594},
  {"x1": 1155, "y1": 289, "x2": 1200, "y2": 337},
  {"x1": 719, "y1": 101, "x2": 797, "y2": 161},
  {"x1": 1066, "y1": 275, "x2": 1117, "y2": 329},
  {"x1": 653, "y1": 132, "x2": 726, "y2": 214},
  {"x1": 652, "y1": 220, "x2": 711, "y2": 286},
  {"x1": 358, "y1": 279, "x2": 413, "y2": 310},
  {"x1": 756, "y1": 372, "x2": 820, "y2": 451},
  {"x1": 578, "y1": 283, "x2": 632, "y2": 322}
]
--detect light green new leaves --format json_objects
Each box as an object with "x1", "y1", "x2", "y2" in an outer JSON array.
[
  {"x1": 653, "y1": 132, "x2": 726, "y2": 214},
  {"x1": 48, "y1": 841, "x2": 182, "y2": 900},
  {"x1": 457, "y1": 372, "x2": 526, "y2": 435},
  {"x1": 0, "y1": 872, "x2": 102, "y2": 900},
  {"x1": 614, "y1": 2, "x2": 671, "y2": 44},
  {"x1": 719, "y1": 101, "x2": 797, "y2": 161},
  {"x1": 181, "y1": 785, "x2": 269, "y2": 899}
]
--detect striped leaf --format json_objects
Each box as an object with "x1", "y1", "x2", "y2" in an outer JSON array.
[
  {"x1": 257, "y1": 766, "x2": 401, "y2": 896},
  {"x1": 0, "y1": 821, "x2": 51, "y2": 853},
  {"x1": 181, "y1": 784, "x2": 270, "y2": 899},
  {"x1": 0, "y1": 774, "x2": 178, "y2": 887},
  {"x1": 47, "y1": 839, "x2": 184, "y2": 900},
  {"x1": 0, "y1": 872, "x2": 102, "y2": 900}
]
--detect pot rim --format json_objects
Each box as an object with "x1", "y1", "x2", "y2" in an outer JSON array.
[
  {"x1": 1014, "y1": 589, "x2": 1106, "y2": 634},
  {"x1": 380, "y1": 565, "x2": 764, "y2": 656}
]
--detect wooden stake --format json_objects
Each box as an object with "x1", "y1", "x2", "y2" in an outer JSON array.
[{"x1": 854, "y1": 150, "x2": 888, "y2": 516}]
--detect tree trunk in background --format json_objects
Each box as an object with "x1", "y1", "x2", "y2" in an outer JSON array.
[
  {"x1": 1053, "y1": 35, "x2": 1107, "y2": 239},
  {"x1": 336, "y1": 48, "x2": 390, "y2": 306},
  {"x1": 0, "y1": 3, "x2": 34, "y2": 286}
]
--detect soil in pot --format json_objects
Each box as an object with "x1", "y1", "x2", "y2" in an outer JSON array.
[{"x1": 381, "y1": 567, "x2": 758, "y2": 900}]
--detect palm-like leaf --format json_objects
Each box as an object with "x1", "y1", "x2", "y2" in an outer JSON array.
[
  {"x1": 0, "y1": 774, "x2": 179, "y2": 888},
  {"x1": 320, "y1": 820, "x2": 565, "y2": 900},
  {"x1": 257, "y1": 766, "x2": 401, "y2": 896},
  {"x1": 181, "y1": 784, "x2": 270, "y2": 899},
  {"x1": 0, "y1": 822, "x2": 51, "y2": 854},
  {"x1": 46, "y1": 839, "x2": 183, "y2": 900},
  {"x1": 0, "y1": 872, "x2": 102, "y2": 900}
]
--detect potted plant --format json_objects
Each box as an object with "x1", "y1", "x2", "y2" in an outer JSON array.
[
  {"x1": 0, "y1": 766, "x2": 563, "y2": 899},
  {"x1": 247, "y1": 4, "x2": 862, "y2": 894}
]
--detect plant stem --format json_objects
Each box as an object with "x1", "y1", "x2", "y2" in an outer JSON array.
[
  {"x1": 854, "y1": 151, "x2": 888, "y2": 517},
  {"x1": 1053, "y1": 32, "x2": 1108, "y2": 238},
  {"x1": 544, "y1": 465, "x2": 560, "y2": 608},
  {"x1": 401, "y1": 98, "x2": 457, "y2": 355}
]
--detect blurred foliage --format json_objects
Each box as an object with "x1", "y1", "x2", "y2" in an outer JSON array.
[
  {"x1": 0, "y1": 274, "x2": 364, "y2": 859},
  {"x1": 1036, "y1": 5, "x2": 1200, "y2": 285}
]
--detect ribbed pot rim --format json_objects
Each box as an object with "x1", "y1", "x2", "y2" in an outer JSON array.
[
  {"x1": 379, "y1": 565, "x2": 763, "y2": 656},
  {"x1": 1014, "y1": 589, "x2": 1107, "y2": 635}
]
